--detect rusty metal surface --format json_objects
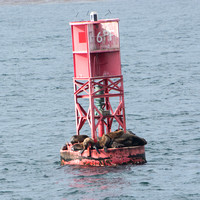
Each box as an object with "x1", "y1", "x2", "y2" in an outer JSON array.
[{"x1": 60, "y1": 145, "x2": 146, "y2": 166}]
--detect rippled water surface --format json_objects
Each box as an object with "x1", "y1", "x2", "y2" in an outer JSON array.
[{"x1": 0, "y1": 0, "x2": 200, "y2": 199}]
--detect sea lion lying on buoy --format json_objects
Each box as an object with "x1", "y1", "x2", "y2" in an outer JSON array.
[
  {"x1": 127, "y1": 130, "x2": 147, "y2": 145},
  {"x1": 71, "y1": 137, "x2": 100, "y2": 154},
  {"x1": 112, "y1": 130, "x2": 147, "y2": 147},
  {"x1": 97, "y1": 129, "x2": 147, "y2": 151},
  {"x1": 97, "y1": 130, "x2": 125, "y2": 152},
  {"x1": 70, "y1": 135, "x2": 89, "y2": 144}
]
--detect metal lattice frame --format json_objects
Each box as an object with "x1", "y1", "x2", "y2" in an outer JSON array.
[{"x1": 73, "y1": 75, "x2": 126, "y2": 142}]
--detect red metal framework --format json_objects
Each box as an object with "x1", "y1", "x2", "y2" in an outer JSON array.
[{"x1": 74, "y1": 75, "x2": 126, "y2": 142}]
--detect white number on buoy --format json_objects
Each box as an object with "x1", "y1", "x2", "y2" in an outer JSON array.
[
  {"x1": 97, "y1": 31, "x2": 103, "y2": 43},
  {"x1": 97, "y1": 30, "x2": 114, "y2": 43}
]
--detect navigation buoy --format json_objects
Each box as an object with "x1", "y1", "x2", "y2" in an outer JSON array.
[{"x1": 60, "y1": 13, "x2": 147, "y2": 166}]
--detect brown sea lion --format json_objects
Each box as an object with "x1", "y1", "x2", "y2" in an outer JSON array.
[
  {"x1": 70, "y1": 135, "x2": 89, "y2": 144},
  {"x1": 82, "y1": 138, "x2": 95, "y2": 149},
  {"x1": 97, "y1": 130, "x2": 125, "y2": 152},
  {"x1": 71, "y1": 137, "x2": 100, "y2": 154},
  {"x1": 113, "y1": 131, "x2": 147, "y2": 147},
  {"x1": 82, "y1": 137, "x2": 100, "y2": 154}
]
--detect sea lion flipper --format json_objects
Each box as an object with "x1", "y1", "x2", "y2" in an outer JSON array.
[
  {"x1": 79, "y1": 149, "x2": 85, "y2": 154},
  {"x1": 104, "y1": 146, "x2": 108, "y2": 153},
  {"x1": 94, "y1": 145, "x2": 100, "y2": 154}
]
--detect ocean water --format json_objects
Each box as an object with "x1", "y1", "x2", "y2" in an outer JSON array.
[{"x1": 0, "y1": 0, "x2": 200, "y2": 199}]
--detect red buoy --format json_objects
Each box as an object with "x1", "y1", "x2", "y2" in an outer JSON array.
[{"x1": 60, "y1": 13, "x2": 146, "y2": 166}]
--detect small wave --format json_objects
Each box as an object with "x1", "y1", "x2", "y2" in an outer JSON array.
[
  {"x1": 0, "y1": 190, "x2": 14, "y2": 194},
  {"x1": 140, "y1": 181, "x2": 150, "y2": 186}
]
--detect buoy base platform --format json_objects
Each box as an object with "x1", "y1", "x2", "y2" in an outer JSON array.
[{"x1": 60, "y1": 144, "x2": 146, "y2": 167}]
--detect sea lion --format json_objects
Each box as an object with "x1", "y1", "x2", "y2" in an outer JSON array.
[
  {"x1": 82, "y1": 137, "x2": 100, "y2": 154},
  {"x1": 97, "y1": 130, "x2": 125, "y2": 152},
  {"x1": 113, "y1": 131, "x2": 147, "y2": 147},
  {"x1": 70, "y1": 135, "x2": 89, "y2": 144},
  {"x1": 71, "y1": 137, "x2": 100, "y2": 154},
  {"x1": 126, "y1": 130, "x2": 147, "y2": 145},
  {"x1": 82, "y1": 138, "x2": 95, "y2": 149}
]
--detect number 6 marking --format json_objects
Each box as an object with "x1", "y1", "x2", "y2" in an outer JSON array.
[{"x1": 97, "y1": 32, "x2": 102, "y2": 43}]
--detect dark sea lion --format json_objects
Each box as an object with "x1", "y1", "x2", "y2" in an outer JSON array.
[
  {"x1": 130, "y1": 134, "x2": 147, "y2": 146},
  {"x1": 71, "y1": 143, "x2": 84, "y2": 151},
  {"x1": 126, "y1": 130, "x2": 147, "y2": 145},
  {"x1": 96, "y1": 130, "x2": 124, "y2": 152},
  {"x1": 113, "y1": 131, "x2": 147, "y2": 147},
  {"x1": 70, "y1": 135, "x2": 89, "y2": 144}
]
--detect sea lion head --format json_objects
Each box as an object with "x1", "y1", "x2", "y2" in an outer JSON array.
[
  {"x1": 83, "y1": 138, "x2": 95, "y2": 149},
  {"x1": 71, "y1": 143, "x2": 84, "y2": 151}
]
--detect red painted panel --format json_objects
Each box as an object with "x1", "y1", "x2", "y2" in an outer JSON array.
[
  {"x1": 74, "y1": 54, "x2": 90, "y2": 77},
  {"x1": 90, "y1": 52, "x2": 121, "y2": 77},
  {"x1": 72, "y1": 25, "x2": 87, "y2": 52}
]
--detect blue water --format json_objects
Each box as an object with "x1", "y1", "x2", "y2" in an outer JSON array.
[{"x1": 0, "y1": 0, "x2": 200, "y2": 199}]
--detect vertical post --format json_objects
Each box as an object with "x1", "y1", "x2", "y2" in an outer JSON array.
[
  {"x1": 73, "y1": 79, "x2": 79, "y2": 135},
  {"x1": 95, "y1": 85, "x2": 104, "y2": 137},
  {"x1": 104, "y1": 78, "x2": 111, "y2": 134},
  {"x1": 89, "y1": 78, "x2": 97, "y2": 142},
  {"x1": 98, "y1": 121, "x2": 104, "y2": 137},
  {"x1": 121, "y1": 76, "x2": 126, "y2": 132}
]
